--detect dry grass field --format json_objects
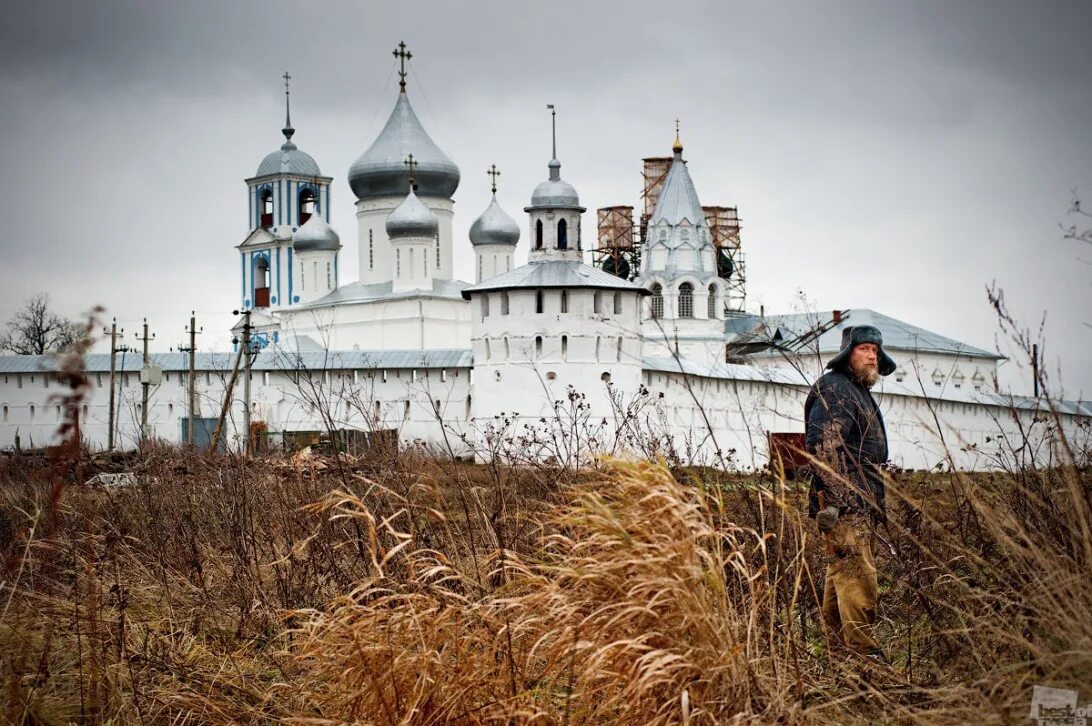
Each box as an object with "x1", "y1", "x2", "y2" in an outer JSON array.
[{"x1": 0, "y1": 430, "x2": 1088, "y2": 724}]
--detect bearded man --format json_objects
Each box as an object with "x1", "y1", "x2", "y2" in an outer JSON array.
[{"x1": 805, "y1": 325, "x2": 895, "y2": 658}]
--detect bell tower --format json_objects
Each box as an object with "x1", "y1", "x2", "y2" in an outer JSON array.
[{"x1": 239, "y1": 73, "x2": 333, "y2": 310}]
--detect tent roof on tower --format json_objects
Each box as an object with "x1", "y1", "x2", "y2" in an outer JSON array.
[
  {"x1": 649, "y1": 147, "x2": 706, "y2": 227},
  {"x1": 291, "y1": 278, "x2": 469, "y2": 310},
  {"x1": 348, "y1": 93, "x2": 460, "y2": 201},
  {"x1": 461, "y1": 260, "x2": 649, "y2": 298}
]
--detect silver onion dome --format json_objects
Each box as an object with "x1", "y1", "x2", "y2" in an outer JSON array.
[
  {"x1": 348, "y1": 93, "x2": 460, "y2": 201},
  {"x1": 386, "y1": 187, "x2": 439, "y2": 239},
  {"x1": 469, "y1": 195, "x2": 520, "y2": 247},
  {"x1": 525, "y1": 158, "x2": 585, "y2": 211},
  {"x1": 256, "y1": 138, "x2": 322, "y2": 177},
  {"x1": 292, "y1": 210, "x2": 341, "y2": 252}
]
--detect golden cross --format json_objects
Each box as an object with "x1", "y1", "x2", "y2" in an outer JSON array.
[
  {"x1": 404, "y1": 154, "x2": 418, "y2": 185},
  {"x1": 487, "y1": 164, "x2": 500, "y2": 194},
  {"x1": 393, "y1": 41, "x2": 413, "y2": 92}
]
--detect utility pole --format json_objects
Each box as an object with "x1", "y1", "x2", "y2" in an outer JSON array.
[
  {"x1": 103, "y1": 318, "x2": 129, "y2": 452},
  {"x1": 178, "y1": 312, "x2": 202, "y2": 446},
  {"x1": 137, "y1": 319, "x2": 155, "y2": 444},
  {"x1": 238, "y1": 310, "x2": 254, "y2": 456}
]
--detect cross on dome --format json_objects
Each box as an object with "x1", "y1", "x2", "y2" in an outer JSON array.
[
  {"x1": 673, "y1": 119, "x2": 683, "y2": 153},
  {"x1": 487, "y1": 164, "x2": 501, "y2": 194},
  {"x1": 393, "y1": 41, "x2": 413, "y2": 93},
  {"x1": 404, "y1": 154, "x2": 418, "y2": 186}
]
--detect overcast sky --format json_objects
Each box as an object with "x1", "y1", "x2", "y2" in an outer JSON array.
[{"x1": 1, "y1": 1, "x2": 1089, "y2": 397}]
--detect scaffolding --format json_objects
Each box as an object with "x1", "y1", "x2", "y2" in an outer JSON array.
[
  {"x1": 703, "y1": 205, "x2": 746, "y2": 313},
  {"x1": 594, "y1": 206, "x2": 639, "y2": 280},
  {"x1": 639, "y1": 157, "x2": 673, "y2": 244}
]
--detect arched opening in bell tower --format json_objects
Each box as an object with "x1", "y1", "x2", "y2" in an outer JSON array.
[
  {"x1": 254, "y1": 256, "x2": 271, "y2": 308},
  {"x1": 259, "y1": 189, "x2": 274, "y2": 228},
  {"x1": 535, "y1": 220, "x2": 544, "y2": 249},
  {"x1": 557, "y1": 219, "x2": 568, "y2": 250},
  {"x1": 298, "y1": 188, "x2": 317, "y2": 224}
]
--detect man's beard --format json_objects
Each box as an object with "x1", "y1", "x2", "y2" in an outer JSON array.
[{"x1": 850, "y1": 361, "x2": 879, "y2": 388}]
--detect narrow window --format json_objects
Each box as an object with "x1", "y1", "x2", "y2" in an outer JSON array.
[
  {"x1": 374, "y1": 400, "x2": 381, "y2": 419},
  {"x1": 485, "y1": 338, "x2": 492, "y2": 360},
  {"x1": 593, "y1": 291, "x2": 602, "y2": 314},
  {"x1": 29, "y1": 404, "x2": 35, "y2": 420},
  {"x1": 501, "y1": 292, "x2": 510, "y2": 315},
  {"x1": 651, "y1": 284, "x2": 664, "y2": 319},
  {"x1": 409, "y1": 248, "x2": 415, "y2": 279},
  {"x1": 503, "y1": 337, "x2": 510, "y2": 360},
  {"x1": 327, "y1": 262, "x2": 332, "y2": 289},
  {"x1": 707, "y1": 284, "x2": 718, "y2": 318},
  {"x1": 535, "y1": 220, "x2": 543, "y2": 249},
  {"x1": 506, "y1": 255, "x2": 511, "y2": 272},
  {"x1": 2, "y1": 405, "x2": 7, "y2": 422},
  {"x1": 369, "y1": 230, "x2": 374, "y2": 270},
  {"x1": 423, "y1": 249, "x2": 428, "y2": 277},
  {"x1": 536, "y1": 290, "x2": 544, "y2": 314},
  {"x1": 313, "y1": 261, "x2": 318, "y2": 291},
  {"x1": 481, "y1": 293, "x2": 490, "y2": 317},
  {"x1": 535, "y1": 336, "x2": 543, "y2": 358},
  {"x1": 678, "y1": 283, "x2": 694, "y2": 318},
  {"x1": 396, "y1": 248, "x2": 401, "y2": 277},
  {"x1": 613, "y1": 292, "x2": 622, "y2": 315},
  {"x1": 560, "y1": 290, "x2": 568, "y2": 313},
  {"x1": 404, "y1": 400, "x2": 411, "y2": 419},
  {"x1": 478, "y1": 255, "x2": 483, "y2": 281},
  {"x1": 595, "y1": 336, "x2": 601, "y2": 361},
  {"x1": 616, "y1": 336, "x2": 623, "y2": 362},
  {"x1": 561, "y1": 335, "x2": 568, "y2": 360},
  {"x1": 435, "y1": 236, "x2": 441, "y2": 269},
  {"x1": 557, "y1": 219, "x2": 568, "y2": 249}
]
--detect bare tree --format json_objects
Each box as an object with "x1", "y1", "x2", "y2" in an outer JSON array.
[{"x1": 0, "y1": 293, "x2": 82, "y2": 355}]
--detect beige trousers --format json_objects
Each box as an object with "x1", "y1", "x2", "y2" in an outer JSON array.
[{"x1": 821, "y1": 517, "x2": 880, "y2": 654}]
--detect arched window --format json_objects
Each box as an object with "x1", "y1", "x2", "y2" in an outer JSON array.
[
  {"x1": 557, "y1": 219, "x2": 568, "y2": 249},
  {"x1": 501, "y1": 292, "x2": 510, "y2": 315},
  {"x1": 260, "y1": 188, "x2": 274, "y2": 227},
  {"x1": 535, "y1": 336, "x2": 543, "y2": 358},
  {"x1": 593, "y1": 291, "x2": 602, "y2": 314},
  {"x1": 613, "y1": 292, "x2": 622, "y2": 315},
  {"x1": 651, "y1": 284, "x2": 664, "y2": 319},
  {"x1": 481, "y1": 293, "x2": 490, "y2": 317},
  {"x1": 536, "y1": 290, "x2": 544, "y2": 314},
  {"x1": 254, "y1": 257, "x2": 271, "y2": 308},
  {"x1": 298, "y1": 188, "x2": 316, "y2": 224},
  {"x1": 560, "y1": 290, "x2": 568, "y2": 313},
  {"x1": 616, "y1": 337, "x2": 623, "y2": 362},
  {"x1": 707, "y1": 284, "x2": 718, "y2": 319},
  {"x1": 561, "y1": 335, "x2": 568, "y2": 360},
  {"x1": 484, "y1": 338, "x2": 491, "y2": 360},
  {"x1": 535, "y1": 220, "x2": 544, "y2": 249},
  {"x1": 678, "y1": 283, "x2": 694, "y2": 318}
]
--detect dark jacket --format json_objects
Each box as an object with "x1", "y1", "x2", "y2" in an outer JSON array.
[{"x1": 805, "y1": 368, "x2": 888, "y2": 520}]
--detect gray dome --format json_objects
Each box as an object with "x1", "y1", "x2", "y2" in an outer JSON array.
[
  {"x1": 256, "y1": 139, "x2": 322, "y2": 177},
  {"x1": 348, "y1": 93, "x2": 460, "y2": 201},
  {"x1": 525, "y1": 159, "x2": 585, "y2": 211},
  {"x1": 386, "y1": 187, "x2": 439, "y2": 239},
  {"x1": 469, "y1": 195, "x2": 520, "y2": 247},
  {"x1": 292, "y1": 211, "x2": 340, "y2": 252}
]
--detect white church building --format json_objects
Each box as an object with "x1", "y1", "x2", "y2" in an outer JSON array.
[{"x1": 1, "y1": 47, "x2": 1088, "y2": 471}]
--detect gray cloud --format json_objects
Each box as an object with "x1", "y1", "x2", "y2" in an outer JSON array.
[{"x1": 1, "y1": 0, "x2": 1090, "y2": 396}]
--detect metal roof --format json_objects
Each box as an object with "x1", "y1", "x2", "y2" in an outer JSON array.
[
  {"x1": 525, "y1": 159, "x2": 584, "y2": 211},
  {"x1": 292, "y1": 278, "x2": 469, "y2": 310},
  {"x1": 348, "y1": 93, "x2": 460, "y2": 201},
  {"x1": 386, "y1": 188, "x2": 439, "y2": 239},
  {"x1": 0, "y1": 349, "x2": 473, "y2": 374},
  {"x1": 726, "y1": 309, "x2": 1003, "y2": 360},
  {"x1": 256, "y1": 139, "x2": 323, "y2": 178},
  {"x1": 649, "y1": 149, "x2": 706, "y2": 227},
  {"x1": 292, "y1": 211, "x2": 341, "y2": 252},
  {"x1": 469, "y1": 195, "x2": 520, "y2": 247},
  {"x1": 643, "y1": 356, "x2": 802, "y2": 385},
  {"x1": 462, "y1": 260, "x2": 649, "y2": 298}
]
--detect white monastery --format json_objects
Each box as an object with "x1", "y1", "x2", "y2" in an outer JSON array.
[{"x1": 1, "y1": 47, "x2": 1088, "y2": 470}]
